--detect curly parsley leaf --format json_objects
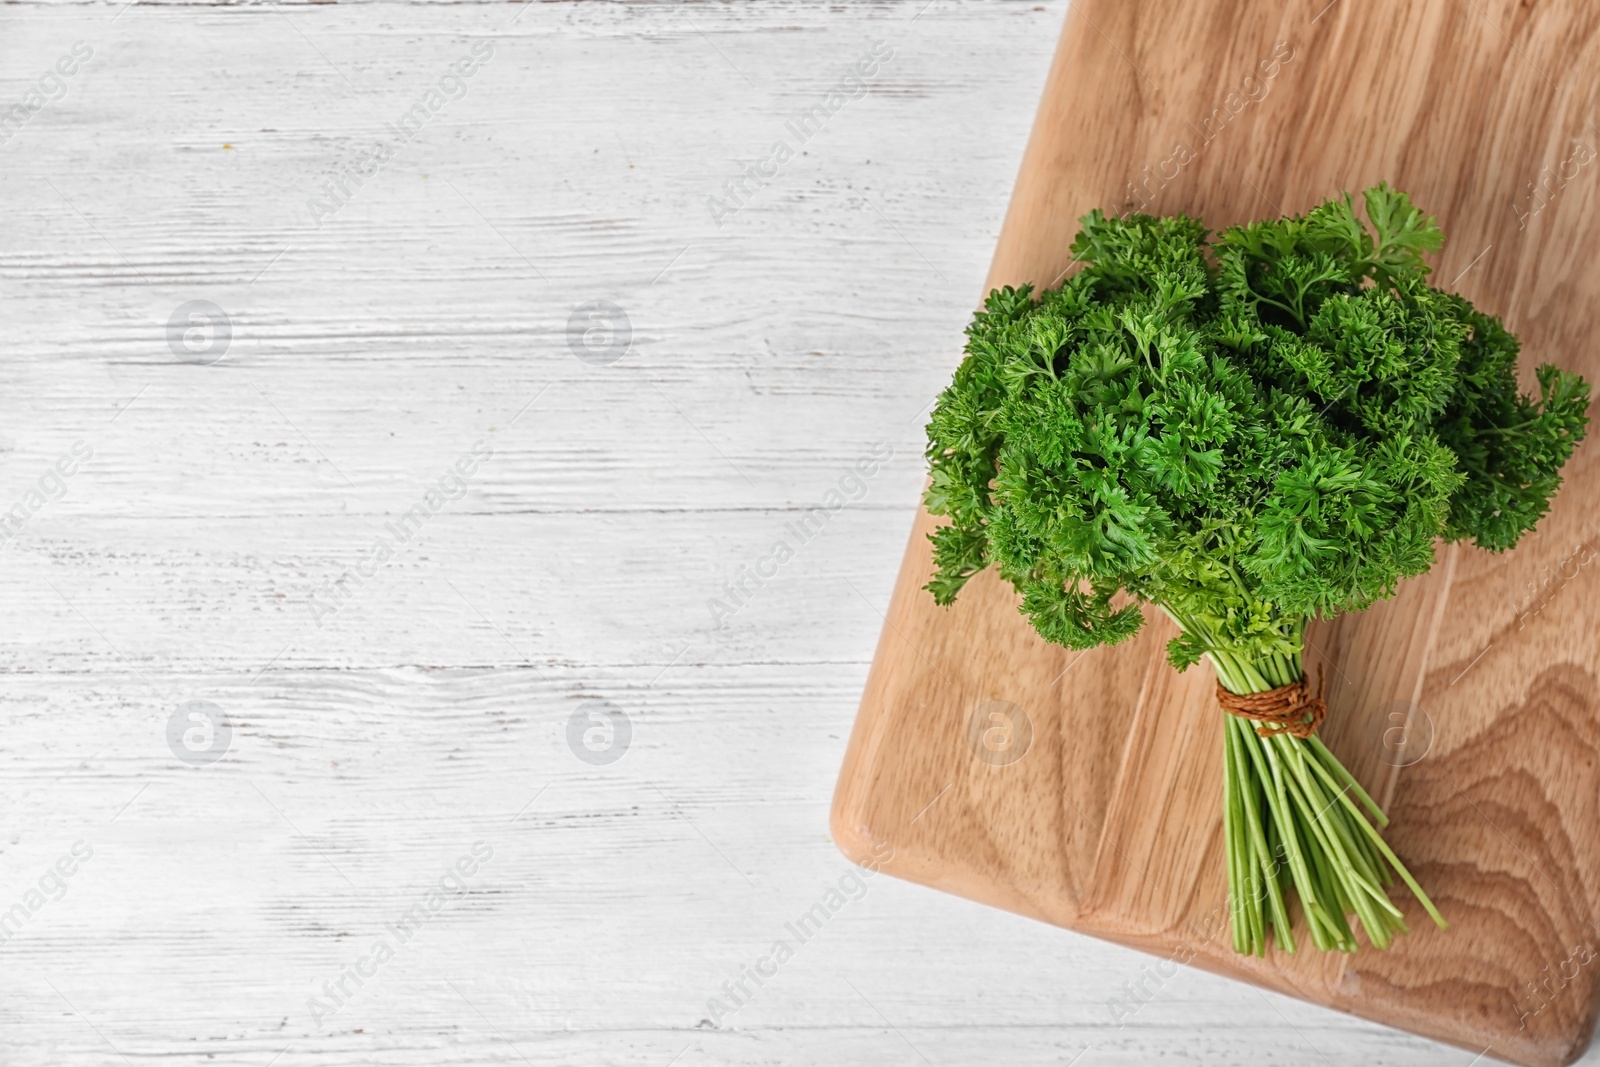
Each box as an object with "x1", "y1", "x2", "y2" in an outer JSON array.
[{"x1": 924, "y1": 186, "x2": 1589, "y2": 663}]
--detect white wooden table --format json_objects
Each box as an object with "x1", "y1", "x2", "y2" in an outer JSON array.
[{"x1": 0, "y1": 1, "x2": 1586, "y2": 1063}]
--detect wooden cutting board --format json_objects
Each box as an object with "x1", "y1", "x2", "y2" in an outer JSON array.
[{"x1": 831, "y1": 2, "x2": 1600, "y2": 1063}]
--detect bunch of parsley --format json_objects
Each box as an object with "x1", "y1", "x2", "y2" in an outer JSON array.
[{"x1": 924, "y1": 186, "x2": 1589, "y2": 954}]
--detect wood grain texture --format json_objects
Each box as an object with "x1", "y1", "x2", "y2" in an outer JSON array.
[
  {"x1": 833, "y1": 2, "x2": 1600, "y2": 1065},
  {"x1": 1, "y1": 0, "x2": 1593, "y2": 1064}
]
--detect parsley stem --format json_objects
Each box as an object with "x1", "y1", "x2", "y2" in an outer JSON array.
[{"x1": 1214, "y1": 645, "x2": 1445, "y2": 952}]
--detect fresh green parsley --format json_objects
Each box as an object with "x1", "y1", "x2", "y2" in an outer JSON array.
[{"x1": 924, "y1": 186, "x2": 1589, "y2": 953}]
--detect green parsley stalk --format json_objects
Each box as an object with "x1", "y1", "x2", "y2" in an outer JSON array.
[
  {"x1": 1193, "y1": 612, "x2": 1444, "y2": 954},
  {"x1": 924, "y1": 186, "x2": 1589, "y2": 953}
]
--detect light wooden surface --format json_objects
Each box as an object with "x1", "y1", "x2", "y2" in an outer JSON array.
[
  {"x1": 833, "y1": 2, "x2": 1600, "y2": 1066},
  {"x1": 0, "y1": 1, "x2": 1593, "y2": 1065}
]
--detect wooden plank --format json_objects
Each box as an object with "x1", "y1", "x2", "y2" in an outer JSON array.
[
  {"x1": 5, "y1": 0, "x2": 1595, "y2": 1061},
  {"x1": 832, "y1": 2, "x2": 1600, "y2": 1064}
]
